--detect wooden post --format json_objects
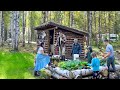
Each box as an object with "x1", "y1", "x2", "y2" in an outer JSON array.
[
  {"x1": 53, "y1": 28, "x2": 56, "y2": 55},
  {"x1": 53, "y1": 27, "x2": 58, "y2": 55}
]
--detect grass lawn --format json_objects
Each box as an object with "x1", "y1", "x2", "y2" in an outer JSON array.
[
  {"x1": 0, "y1": 51, "x2": 37, "y2": 79},
  {"x1": 0, "y1": 44, "x2": 119, "y2": 79}
]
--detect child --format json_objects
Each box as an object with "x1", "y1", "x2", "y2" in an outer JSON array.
[
  {"x1": 88, "y1": 52, "x2": 100, "y2": 79},
  {"x1": 85, "y1": 46, "x2": 93, "y2": 63}
]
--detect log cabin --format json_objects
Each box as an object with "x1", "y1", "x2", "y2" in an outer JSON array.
[{"x1": 34, "y1": 22, "x2": 89, "y2": 59}]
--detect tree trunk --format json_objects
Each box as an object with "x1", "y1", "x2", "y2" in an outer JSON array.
[
  {"x1": 98, "y1": 11, "x2": 101, "y2": 43},
  {"x1": 84, "y1": 11, "x2": 87, "y2": 31},
  {"x1": 49, "y1": 11, "x2": 51, "y2": 21},
  {"x1": 1, "y1": 11, "x2": 4, "y2": 46},
  {"x1": 108, "y1": 12, "x2": 111, "y2": 41},
  {"x1": 87, "y1": 11, "x2": 92, "y2": 46},
  {"x1": 14, "y1": 11, "x2": 20, "y2": 51},
  {"x1": 4, "y1": 27, "x2": 7, "y2": 41},
  {"x1": 28, "y1": 27, "x2": 30, "y2": 44},
  {"x1": 94, "y1": 11, "x2": 97, "y2": 46},
  {"x1": 8, "y1": 11, "x2": 11, "y2": 39},
  {"x1": 26, "y1": 11, "x2": 30, "y2": 44},
  {"x1": 114, "y1": 11, "x2": 118, "y2": 41},
  {"x1": 104, "y1": 11, "x2": 107, "y2": 33},
  {"x1": 42, "y1": 11, "x2": 47, "y2": 23},
  {"x1": 0, "y1": 11, "x2": 2, "y2": 46},
  {"x1": 11, "y1": 11, "x2": 19, "y2": 51},
  {"x1": 69, "y1": 11, "x2": 71, "y2": 27},
  {"x1": 22, "y1": 11, "x2": 25, "y2": 47},
  {"x1": 10, "y1": 11, "x2": 14, "y2": 49},
  {"x1": 30, "y1": 11, "x2": 33, "y2": 42},
  {"x1": 70, "y1": 11, "x2": 74, "y2": 27}
]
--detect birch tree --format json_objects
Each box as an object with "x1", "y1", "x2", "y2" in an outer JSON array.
[
  {"x1": 22, "y1": 11, "x2": 26, "y2": 47},
  {"x1": 10, "y1": 11, "x2": 20, "y2": 51},
  {"x1": 0, "y1": 11, "x2": 5, "y2": 46},
  {"x1": 27, "y1": 11, "x2": 30, "y2": 44},
  {"x1": 0, "y1": 11, "x2": 2, "y2": 46}
]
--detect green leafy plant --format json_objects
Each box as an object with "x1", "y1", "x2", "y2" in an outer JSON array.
[{"x1": 58, "y1": 60, "x2": 89, "y2": 70}]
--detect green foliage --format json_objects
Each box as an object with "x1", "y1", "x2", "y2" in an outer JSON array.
[
  {"x1": 100, "y1": 60, "x2": 106, "y2": 66},
  {"x1": 110, "y1": 41, "x2": 120, "y2": 50},
  {"x1": 3, "y1": 11, "x2": 10, "y2": 30},
  {"x1": 58, "y1": 60, "x2": 90, "y2": 70},
  {"x1": 98, "y1": 40, "x2": 104, "y2": 48},
  {"x1": 1, "y1": 11, "x2": 120, "y2": 51}
]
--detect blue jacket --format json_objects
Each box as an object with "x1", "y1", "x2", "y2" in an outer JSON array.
[
  {"x1": 88, "y1": 57, "x2": 100, "y2": 71},
  {"x1": 71, "y1": 43, "x2": 82, "y2": 55}
]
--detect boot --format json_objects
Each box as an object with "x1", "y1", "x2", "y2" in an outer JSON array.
[
  {"x1": 34, "y1": 71, "x2": 40, "y2": 76},
  {"x1": 62, "y1": 55, "x2": 65, "y2": 61},
  {"x1": 37, "y1": 71, "x2": 40, "y2": 76}
]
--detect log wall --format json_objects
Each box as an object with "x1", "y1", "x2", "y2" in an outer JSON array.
[
  {"x1": 54, "y1": 29, "x2": 85, "y2": 59},
  {"x1": 37, "y1": 28, "x2": 86, "y2": 59}
]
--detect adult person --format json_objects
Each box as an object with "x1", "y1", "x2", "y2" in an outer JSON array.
[
  {"x1": 55, "y1": 31, "x2": 66, "y2": 60},
  {"x1": 102, "y1": 39, "x2": 116, "y2": 79},
  {"x1": 34, "y1": 42, "x2": 50, "y2": 76},
  {"x1": 71, "y1": 38, "x2": 82, "y2": 60}
]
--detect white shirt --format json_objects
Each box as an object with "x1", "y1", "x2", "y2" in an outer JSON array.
[{"x1": 37, "y1": 47, "x2": 44, "y2": 54}]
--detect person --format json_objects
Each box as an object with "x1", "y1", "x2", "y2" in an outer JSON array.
[
  {"x1": 71, "y1": 38, "x2": 82, "y2": 60},
  {"x1": 85, "y1": 46, "x2": 93, "y2": 63},
  {"x1": 55, "y1": 31, "x2": 66, "y2": 60},
  {"x1": 102, "y1": 39, "x2": 116, "y2": 79},
  {"x1": 34, "y1": 40, "x2": 44, "y2": 66},
  {"x1": 34, "y1": 42, "x2": 50, "y2": 76},
  {"x1": 88, "y1": 52, "x2": 100, "y2": 79}
]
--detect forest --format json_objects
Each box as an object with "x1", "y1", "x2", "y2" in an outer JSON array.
[
  {"x1": 0, "y1": 11, "x2": 120, "y2": 50},
  {"x1": 0, "y1": 11, "x2": 120, "y2": 79}
]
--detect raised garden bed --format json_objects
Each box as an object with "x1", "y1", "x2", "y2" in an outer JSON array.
[{"x1": 43, "y1": 56, "x2": 120, "y2": 79}]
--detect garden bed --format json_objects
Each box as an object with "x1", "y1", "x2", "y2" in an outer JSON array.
[{"x1": 43, "y1": 57, "x2": 120, "y2": 79}]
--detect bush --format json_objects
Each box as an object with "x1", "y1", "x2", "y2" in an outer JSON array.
[
  {"x1": 98, "y1": 40, "x2": 104, "y2": 48},
  {"x1": 110, "y1": 41, "x2": 120, "y2": 50}
]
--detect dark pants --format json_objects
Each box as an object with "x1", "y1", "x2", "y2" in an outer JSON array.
[
  {"x1": 107, "y1": 57, "x2": 116, "y2": 78},
  {"x1": 93, "y1": 71, "x2": 99, "y2": 79}
]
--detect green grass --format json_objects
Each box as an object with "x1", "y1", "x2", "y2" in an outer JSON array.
[
  {"x1": 0, "y1": 51, "x2": 37, "y2": 79},
  {"x1": 0, "y1": 44, "x2": 51, "y2": 79}
]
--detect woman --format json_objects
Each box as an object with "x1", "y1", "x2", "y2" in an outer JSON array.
[
  {"x1": 34, "y1": 42, "x2": 50, "y2": 76},
  {"x1": 85, "y1": 46, "x2": 93, "y2": 63}
]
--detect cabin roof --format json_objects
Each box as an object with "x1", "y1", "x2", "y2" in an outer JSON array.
[{"x1": 34, "y1": 22, "x2": 89, "y2": 36}]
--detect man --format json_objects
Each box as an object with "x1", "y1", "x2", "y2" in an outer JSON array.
[
  {"x1": 55, "y1": 31, "x2": 66, "y2": 60},
  {"x1": 71, "y1": 38, "x2": 82, "y2": 60},
  {"x1": 102, "y1": 39, "x2": 116, "y2": 79}
]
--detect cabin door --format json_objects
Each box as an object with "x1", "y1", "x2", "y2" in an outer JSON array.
[{"x1": 49, "y1": 30, "x2": 54, "y2": 55}]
